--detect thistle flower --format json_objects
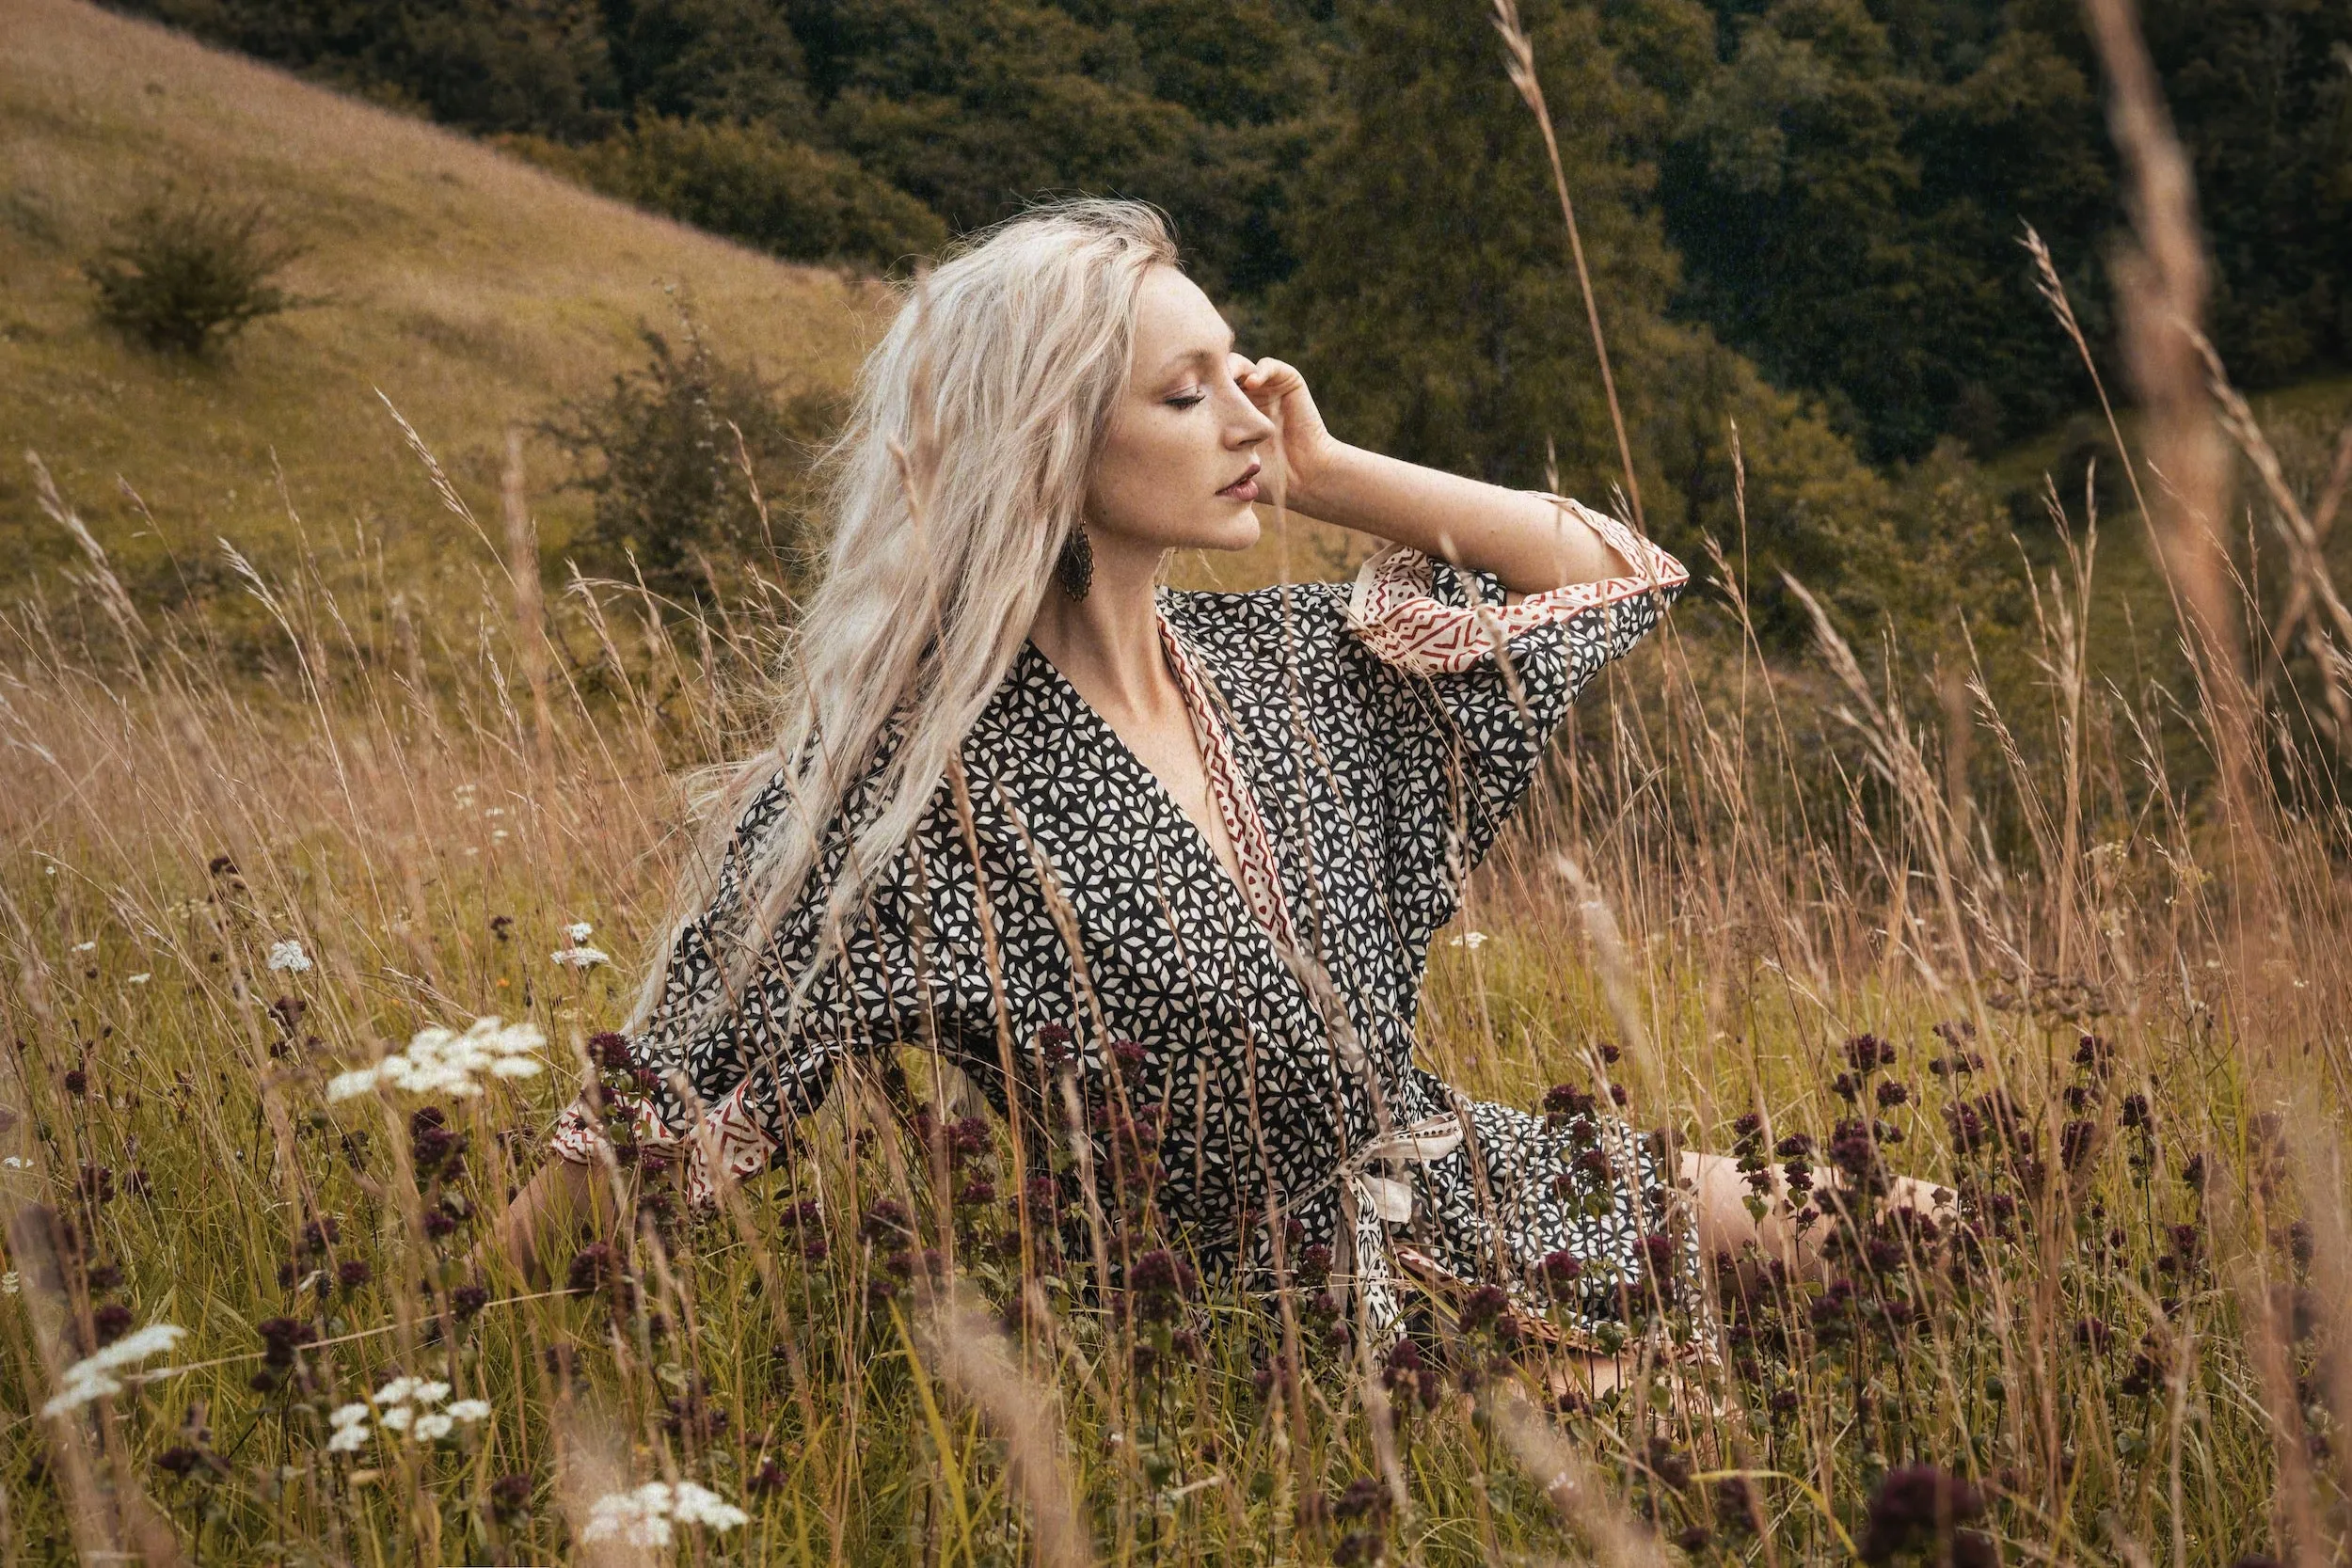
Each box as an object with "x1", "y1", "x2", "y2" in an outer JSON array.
[
  {"x1": 40, "y1": 1323, "x2": 186, "y2": 1416},
  {"x1": 326, "y1": 1017, "x2": 545, "y2": 1101},
  {"x1": 266, "y1": 940, "x2": 312, "y2": 974}
]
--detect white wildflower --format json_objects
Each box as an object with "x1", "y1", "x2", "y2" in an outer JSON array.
[
  {"x1": 326, "y1": 1017, "x2": 546, "y2": 1101},
  {"x1": 328, "y1": 1402, "x2": 371, "y2": 1429},
  {"x1": 1, "y1": 1271, "x2": 18, "y2": 1294},
  {"x1": 72, "y1": 941, "x2": 96, "y2": 953},
  {"x1": 40, "y1": 1323, "x2": 186, "y2": 1417},
  {"x1": 3, "y1": 1156, "x2": 30, "y2": 1169},
  {"x1": 266, "y1": 940, "x2": 312, "y2": 974},
  {"x1": 127, "y1": 973, "x2": 151, "y2": 985},
  {"x1": 549, "y1": 945, "x2": 611, "y2": 970},
  {"x1": 326, "y1": 1422, "x2": 372, "y2": 1452},
  {"x1": 409, "y1": 1412, "x2": 454, "y2": 1441},
  {"x1": 447, "y1": 1399, "x2": 491, "y2": 1423},
  {"x1": 373, "y1": 1375, "x2": 419, "y2": 1404},
  {"x1": 583, "y1": 1485, "x2": 675, "y2": 1547},
  {"x1": 670, "y1": 1481, "x2": 750, "y2": 1530},
  {"x1": 1447, "y1": 930, "x2": 1488, "y2": 949},
  {"x1": 375, "y1": 1404, "x2": 413, "y2": 1432},
  {"x1": 566, "y1": 921, "x2": 594, "y2": 942},
  {"x1": 410, "y1": 1381, "x2": 451, "y2": 1406},
  {"x1": 581, "y1": 1479, "x2": 746, "y2": 1544}
]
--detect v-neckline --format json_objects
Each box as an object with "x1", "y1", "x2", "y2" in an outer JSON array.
[{"x1": 1013, "y1": 633, "x2": 1288, "y2": 950}]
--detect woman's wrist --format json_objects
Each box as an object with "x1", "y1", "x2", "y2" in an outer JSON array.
[{"x1": 1277, "y1": 436, "x2": 1361, "y2": 527}]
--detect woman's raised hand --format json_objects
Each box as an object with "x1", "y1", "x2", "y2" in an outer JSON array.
[{"x1": 1232, "y1": 354, "x2": 1341, "y2": 508}]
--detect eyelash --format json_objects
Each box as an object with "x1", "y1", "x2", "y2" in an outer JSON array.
[{"x1": 1167, "y1": 390, "x2": 1206, "y2": 409}]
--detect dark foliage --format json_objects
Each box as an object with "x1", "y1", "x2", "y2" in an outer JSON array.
[
  {"x1": 546, "y1": 317, "x2": 835, "y2": 607},
  {"x1": 112, "y1": 0, "x2": 2350, "y2": 473},
  {"x1": 83, "y1": 190, "x2": 311, "y2": 356}
]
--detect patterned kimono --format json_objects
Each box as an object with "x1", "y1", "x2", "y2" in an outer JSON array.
[{"x1": 554, "y1": 497, "x2": 1693, "y2": 1346}]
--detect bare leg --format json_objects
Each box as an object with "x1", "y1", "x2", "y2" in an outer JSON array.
[
  {"x1": 1540, "y1": 1153, "x2": 1948, "y2": 1410},
  {"x1": 478, "y1": 1159, "x2": 618, "y2": 1289},
  {"x1": 1680, "y1": 1150, "x2": 1951, "y2": 1274}
]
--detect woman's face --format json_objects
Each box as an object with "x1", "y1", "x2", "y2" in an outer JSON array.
[{"x1": 1085, "y1": 264, "x2": 1275, "y2": 557}]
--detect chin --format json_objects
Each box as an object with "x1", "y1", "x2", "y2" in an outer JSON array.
[{"x1": 1196, "y1": 513, "x2": 1263, "y2": 555}]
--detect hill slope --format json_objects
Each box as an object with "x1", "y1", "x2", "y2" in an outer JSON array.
[{"x1": 0, "y1": 0, "x2": 878, "y2": 603}]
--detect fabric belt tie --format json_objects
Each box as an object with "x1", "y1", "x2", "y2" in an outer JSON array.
[{"x1": 1343, "y1": 1114, "x2": 1464, "y2": 1225}]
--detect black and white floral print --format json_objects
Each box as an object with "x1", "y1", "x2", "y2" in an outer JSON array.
[{"x1": 554, "y1": 497, "x2": 1694, "y2": 1347}]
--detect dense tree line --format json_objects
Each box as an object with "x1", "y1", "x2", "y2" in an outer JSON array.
[{"x1": 117, "y1": 0, "x2": 2349, "y2": 620}]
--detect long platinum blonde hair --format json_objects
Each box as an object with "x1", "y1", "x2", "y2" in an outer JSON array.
[{"x1": 625, "y1": 197, "x2": 1181, "y2": 1044}]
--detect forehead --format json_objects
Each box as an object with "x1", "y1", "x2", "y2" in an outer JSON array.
[{"x1": 1131, "y1": 265, "x2": 1230, "y2": 372}]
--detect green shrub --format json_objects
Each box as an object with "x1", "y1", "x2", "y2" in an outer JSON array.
[
  {"x1": 546, "y1": 317, "x2": 839, "y2": 609},
  {"x1": 82, "y1": 191, "x2": 310, "y2": 356},
  {"x1": 506, "y1": 119, "x2": 946, "y2": 271}
]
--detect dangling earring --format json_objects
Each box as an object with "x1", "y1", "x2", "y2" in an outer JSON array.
[{"x1": 1056, "y1": 525, "x2": 1094, "y2": 602}]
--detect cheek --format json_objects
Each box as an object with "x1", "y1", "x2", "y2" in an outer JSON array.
[{"x1": 1090, "y1": 422, "x2": 1211, "y2": 531}]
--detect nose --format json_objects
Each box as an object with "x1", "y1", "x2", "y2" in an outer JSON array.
[{"x1": 1227, "y1": 382, "x2": 1275, "y2": 449}]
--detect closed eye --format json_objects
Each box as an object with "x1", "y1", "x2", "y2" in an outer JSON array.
[{"x1": 1166, "y1": 390, "x2": 1206, "y2": 409}]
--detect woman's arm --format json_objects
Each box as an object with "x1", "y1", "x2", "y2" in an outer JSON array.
[{"x1": 1236, "y1": 356, "x2": 1635, "y2": 596}]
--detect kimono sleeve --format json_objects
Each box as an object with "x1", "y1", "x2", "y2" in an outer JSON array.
[
  {"x1": 1343, "y1": 496, "x2": 1686, "y2": 946},
  {"x1": 548, "y1": 768, "x2": 926, "y2": 1207}
]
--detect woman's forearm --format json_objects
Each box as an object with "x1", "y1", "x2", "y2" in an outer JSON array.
[{"x1": 1283, "y1": 441, "x2": 1630, "y2": 596}]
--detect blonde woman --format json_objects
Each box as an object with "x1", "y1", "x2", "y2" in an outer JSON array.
[{"x1": 494, "y1": 198, "x2": 1899, "y2": 1382}]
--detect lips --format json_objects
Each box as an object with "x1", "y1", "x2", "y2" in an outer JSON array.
[{"x1": 1218, "y1": 462, "x2": 1262, "y2": 503}]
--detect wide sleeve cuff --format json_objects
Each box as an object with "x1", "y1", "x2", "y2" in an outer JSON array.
[
  {"x1": 1343, "y1": 495, "x2": 1689, "y2": 675},
  {"x1": 548, "y1": 1077, "x2": 777, "y2": 1209}
]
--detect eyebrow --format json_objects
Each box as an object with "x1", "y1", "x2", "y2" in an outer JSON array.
[{"x1": 1153, "y1": 329, "x2": 1237, "y2": 379}]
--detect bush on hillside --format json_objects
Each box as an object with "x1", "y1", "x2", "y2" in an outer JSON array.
[
  {"x1": 546, "y1": 318, "x2": 839, "y2": 609},
  {"x1": 506, "y1": 119, "x2": 946, "y2": 272},
  {"x1": 82, "y1": 191, "x2": 312, "y2": 356}
]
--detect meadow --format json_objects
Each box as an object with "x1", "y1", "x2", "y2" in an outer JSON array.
[{"x1": 7, "y1": 2, "x2": 2352, "y2": 1566}]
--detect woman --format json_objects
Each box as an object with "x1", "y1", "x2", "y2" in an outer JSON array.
[{"x1": 495, "y1": 198, "x2": 1883, "y2": 1378}]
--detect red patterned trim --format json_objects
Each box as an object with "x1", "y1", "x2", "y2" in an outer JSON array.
[
  {"x1": 1158, "y1": 619, "x2": 1298, "y2": 950},
  {"x1": 1344, "y1": 495, "x2": 1689, "y2": 675},
  {"x1": 546, "y1": 1079, "x2": 776, "y2": 1209}
]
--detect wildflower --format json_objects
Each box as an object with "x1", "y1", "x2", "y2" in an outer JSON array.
[
  {"x1": 1538, "y1": 1249, "x2": 1584, "y2": 1293},
  {"x1": 266, "y1": 940, "x2": 312, "y2": 974},
  {"x1": 487, "y1": 1470, "x2": 533, "y2": 1522},
  {"x1": 72, "y1": 941, "x2": 96, "y2": 953},
  {"x1": 1457, "y1": 1284, "x2": 1509, "y2": 1333},
  {"x1": 566, "y1": 921, "x2": 595, "y2": 942},
  {"x1": 1130, "y1": 1247, "x2": 1196, "y2": 1323},
  {"x1": 410, "y1": 1107, "x2": 468, "y2": 1176},
  {"x1": 589, "y1": 1031, "x2": 635, "y2": 1071},
  {"x1": 126, "y1": 973, "x2": 151, "y2": 985},
  {"x1": 1447, "y1": 930, "x2": 1488, "y2": 948},
  {"x1": 62, "y1": 1069, "x2": 88, "y2": 1097},
  {"x1": 1860, "y1": 1464, "x2": 1987, "y2": 1565},
  {"x1": 92, "y1": 1303, "x2": 133, "y2": 1344},
  {"x1": 581, "y1": 1481, "x2": 747, "y2": 1544},
  {"x1": 549, "y1": 944, "x2": 612, "y2": 969},
  {"x1": 452, "y1": 1283, "x2": 490, "y2": 1320},
  {"x1": 40, "y1": 1323, "x2": 187, "y2": 1416},
  {"x1": 1543, "y1": 1084, "x2": 1597, "y2": 1119},
  {"x1": 256, "y1": 1317, "x2": 317, "y2": 1372},
  {"x1": 326, "y1": 1403, "x2": 372, "y2": 1452},
  {"x1": 326, "y1": 1017, "x2": 545, "y2": 1101},
  {"x1": 0, "y1": 1272, "x2": 16, "y2": 1293}
]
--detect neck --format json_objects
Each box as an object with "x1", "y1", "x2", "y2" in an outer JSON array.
[{"x1": 1026, "y1": 529, "x2": 1172, "y2": 714}]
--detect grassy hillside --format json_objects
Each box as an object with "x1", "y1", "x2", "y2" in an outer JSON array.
[{"x1": 0, "y1": 0, "x2": 879, "y2": 607}]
